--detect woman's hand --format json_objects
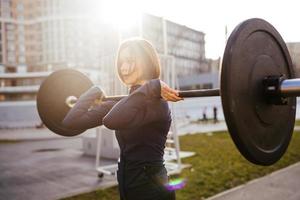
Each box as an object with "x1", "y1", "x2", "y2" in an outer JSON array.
[
  {"x1": 93, "y1": 98, "x2": 103, "y2": 105},
  {"x1": 160, "y1": 80, "x2": 184, "y2": 102}
]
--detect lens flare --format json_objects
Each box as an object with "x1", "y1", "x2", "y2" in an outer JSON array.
[{"x1": 165, "y1": 178, "x2": 186, "y2": 191}]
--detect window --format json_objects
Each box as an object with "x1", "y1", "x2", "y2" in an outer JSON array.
[
  {"x1": 8, "y1": 54, "x2": 16, "y2": 63},
  {"x1": 7, "y1": 43, "x2": 14, "y2": 51},
  {"x1": 19, "y1": 45, "x2": 25, "y2": 52},
  {"x1": 18, "y1": 36, "x2": 24, "y2": 43},
  {"x1": 18, "y1": 15, "x2": 24, "y2": 20},
  {"x1": 6, "y1": 24, "x2": 14, "y2": 31},
  {"x1": 17, "y1": 4, "x2": 24, "y2": 11},
  {"x1": 19, "y1": 56, "x2": 25, "y2": 63},
  {"x1": 18, "y1": 25, "x2": 24, "y2": 32}
]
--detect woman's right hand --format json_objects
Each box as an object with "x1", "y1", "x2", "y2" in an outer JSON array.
[
  {"x1": 93, "y1": 97, "x2": 103, "y2": 105},
  {"x1": 160, "y1": 80, "x2": 183, "y2": 102}
]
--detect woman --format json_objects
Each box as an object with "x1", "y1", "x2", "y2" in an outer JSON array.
[{"x1": 62, "y1": 38, "x2": 183, "y2": 200}]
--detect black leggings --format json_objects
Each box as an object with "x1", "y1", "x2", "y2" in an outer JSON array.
[{"x1": 117, "y1": 162, "x2": 176, "y2": 200}]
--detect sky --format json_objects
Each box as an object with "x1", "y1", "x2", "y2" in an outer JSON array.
[{"x1": 101, "y1": 0, "x2": 300, "y2": 59}]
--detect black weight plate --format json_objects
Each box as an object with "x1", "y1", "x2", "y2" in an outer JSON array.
[
  {"x1": 221, "y1": 18, "x2": 296, "y2": 165},
  {"x1": 37, "y1": 69, "x2": 93, "y2": 136}
]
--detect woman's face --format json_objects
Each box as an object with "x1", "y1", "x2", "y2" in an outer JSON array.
[{"x1": 119, "y1": 47, "x2": 144, "y2": 86}]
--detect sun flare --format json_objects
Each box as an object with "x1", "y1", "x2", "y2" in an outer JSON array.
[{"x1": 91, "y1": 0, "x2": 143, "y2": 31}]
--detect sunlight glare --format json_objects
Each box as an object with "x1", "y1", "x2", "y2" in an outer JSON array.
[{"x1": 99, "y1": 0, "x2": 143, "y2": 31}]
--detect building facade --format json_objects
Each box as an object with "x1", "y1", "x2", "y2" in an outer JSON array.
[
  {"x1": 287, "y1": 42, "x2": 300, "y2": 77},
  {"x1": 1, "y1": 0, "x2": 215, "y2": 100},
  {"x1": 141, "y1": 14, "x2": 207, "y2": 76}
]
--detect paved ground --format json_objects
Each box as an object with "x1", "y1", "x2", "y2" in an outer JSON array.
[
  {"x1": 177, "y1": 121, "x2": 227, "y2": 135},
  {"x1": 0, "y1": 121, "x2": 228, "y2": 141},
  {"x1": 1, "y1": 125, "x2": 300, "y2": 200},
  {"x1": 0, "y1": 136, "x2": 117, "y2": 200},
  {"x1": 0, "y1": 127, "x2": 90, "y2": 141},
  {"x1": 208, "y1": 162, "x2": 300, "y2": 200},
  {"x1": 0, "y1": 127, "x2": 193, "y2": 200}
]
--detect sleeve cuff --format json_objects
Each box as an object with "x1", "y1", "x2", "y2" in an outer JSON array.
[{"x1": 80, "y1": 86, "x2": 104, "y2": 99}]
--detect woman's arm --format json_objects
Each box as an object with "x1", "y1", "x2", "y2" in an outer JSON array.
[
  {"x1": 62, "y1": 86, "x2": 117, "y2": 130},
  {"x1": 103, "y1": 79, "x2": 167, "y2": 130}
]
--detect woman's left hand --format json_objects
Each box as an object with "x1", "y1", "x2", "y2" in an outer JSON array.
[{"x1": 160, "y1": 80, "x2": 184, "y2": 102}]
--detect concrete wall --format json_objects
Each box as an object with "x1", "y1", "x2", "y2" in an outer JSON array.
[
  {"x1": 82, "y1": 128, "x2": 120, "y2": 159},
  {"x1": 0, "y1": 101, "x2": 42, "y2": 128},
  {"x1": 2, "y1": 98, "x2": 300, "y2": 129},
  {"x1": 287, "y1": 42, "x2": 300, "y2": 77}
]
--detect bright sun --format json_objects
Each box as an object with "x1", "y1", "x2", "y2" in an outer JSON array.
[{"x1": 91, "y1": 0, "x2": 143, "y2": 31}]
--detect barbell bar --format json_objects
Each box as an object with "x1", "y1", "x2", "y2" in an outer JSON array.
[
  {"x1": 65, "y1": 76, "x2": 300, "y2": 108},
  {"x1": 64, "y1": 75, "x2": 300, "y2": 109},
  {"x1": 65, "y1": 88, "x2": 221, "y2": 108},
  {"x1": 277, "y1": 78, "x2": 300, "y2": 97},
  {"x1": 37, "y1": 18, "x2": 297, "y2": 166}
]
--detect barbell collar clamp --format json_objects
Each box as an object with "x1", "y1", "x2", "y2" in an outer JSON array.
[
  {"x1": 65, "y1": 96, "x2": 78, "y2": 108},
  {"x1": 264, "y1": 76, "x2": 300, "y2": 105}
]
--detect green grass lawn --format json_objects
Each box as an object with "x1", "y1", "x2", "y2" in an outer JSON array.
[
  {"x1": 294, "y1": 119, "x2": 300, "y2": 126},
  {"x1": 0, "y1": 140, "x2": 21, "y2": 144},
  {"x1": 62, "y1": 131, "x2": 300, "y2": 200}
]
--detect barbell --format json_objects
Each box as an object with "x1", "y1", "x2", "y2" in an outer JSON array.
[{"x1": 37, "y1": 18, "x2": 298, "y2": 166}]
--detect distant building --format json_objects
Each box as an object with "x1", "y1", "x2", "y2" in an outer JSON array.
[
  {"x1": 178, "y1": 72, "x2": 219, "y2": 90},
  {"x1": 286, "y1": 42, "x2": 300, "y2": 77},
  {"x1": 141, "y1": 14, "x2": 207, "y2": 76},
  {"x1": 0, "y1": 0, "x2": 117, "y2": 72},
  {"x1": 0, "y1": 1, "x2": 207, "y2": 73},
  {"x1": 1, "y1": 0, "x2": 28, "y2": 73},
  {"x1": 177, "y1": 57, "x2": 220, "y2": 90},
  {"x1": 0, "y1": 0, "x2": 212, "y2": 101}
]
